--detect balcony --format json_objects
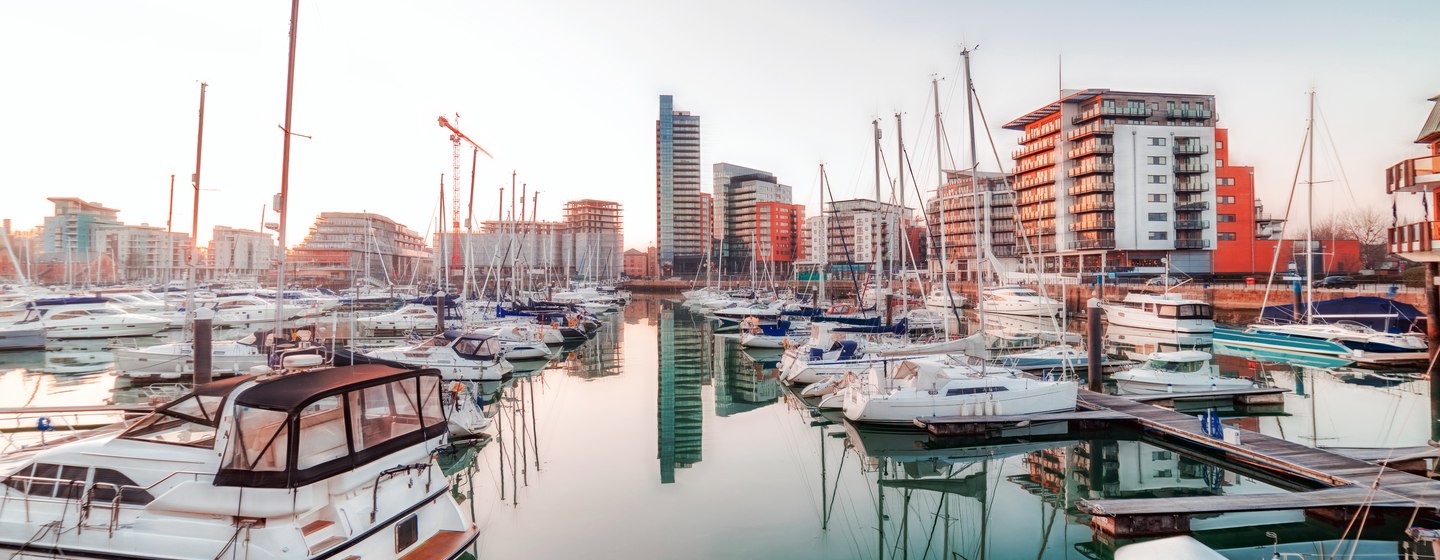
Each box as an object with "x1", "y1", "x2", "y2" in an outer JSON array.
[
  {"x1": 1019, "y1": 121, "x2": 1061, "y2": 144},
  {"x1": 1173, "y1": 142, "x2": 1209, "y2": 155},
  {"x1": 1174, "y1": 220, "x2": 1209, "y2": 230},
  {"x1": 1073, "y1": 105, "x2": 1152, "y2": 124},
  {"x1": 1174, "y1": 162, "x2": 1210, "y2": 174},
  {"x1": 1068, "y1": 238, "x2": 1117, "y2": 250},
  {"x1": 1390, "y1": 221, "x2": 1440, "y2": 262},
  {"x1": 1166, "y1": 108, "x2": 1213, "y2": 120},
  {"x1": 1175, "y1": 181, "x2": 1210, "y2": 193},
  {"x1": 991, "y1": 193, "x2": 1017, "y2": 206},
  {"x1": 1386, "y1": 155, "x2": 1440, "y2": 193},
  {"x1": 1175, "y1": 239, "x2": 1211, "y2": 249},
  {"x1": 1068, "y1": 162, "x2": 1115, "y2": 177},
  {"x1": 1174, "y1": 201, "x2": 1209, "y2": 211},
  {"x1": 990, "y1": 207, "x2": 1016, "y2": 219},
  {"x1": 1012, "y1": 140, "x2": 1056, "y2": 160},
  {"x1": 1067, "y1": 143, "x2": 1115, "y2": 159},
  {"x1": 1016, "y1": 157, "x2": 1056, "y2": 173},
  {"x1": 1021, "y1": 241, "x2": 1058, "y2": 254},
  {"x1": 1070, "y1": 220, "x2": 1116, "y2": 231},
  {"x1": 1068, "y1": 201, "x2": 1115, "y2": 214},
  {"x1": 1015, "y1": 174, "x2": 1055, "y2": 190},
  {"x1": 1068, "y1": 121, "x2": 1115, "y2": 141}
]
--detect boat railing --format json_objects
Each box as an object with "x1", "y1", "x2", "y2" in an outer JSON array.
[{"x1": 4, "y1": 469, "x2": 213, "y2": 535}]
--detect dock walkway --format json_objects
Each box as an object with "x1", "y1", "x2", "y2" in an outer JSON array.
[{"x1": 1075, "y1": 390, "x2": 1440, "y2": 519}]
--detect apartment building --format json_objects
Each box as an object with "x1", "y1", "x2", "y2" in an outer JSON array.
[
  {"x1": 1004, "y1": 89, "x2": 1219, "y2": 275},
  {"x1": 208, "y1": 226, "x2": 276, "y2": 280},
  {"x1": 925, "y1": 169, "x2": 1017, "y2": 280},
  {"x1": 291, "y1": 212, "x2": 431, "y2": 287},
  {"x1": 656, "y1": 95, "x2": 704, "y2": 277}
]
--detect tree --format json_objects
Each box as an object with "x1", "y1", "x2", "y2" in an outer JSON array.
[{"x1": 1338, "y1": 207, "x2": 1389, "y2": 270}]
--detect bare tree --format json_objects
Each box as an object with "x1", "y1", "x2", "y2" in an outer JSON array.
[{"x1": 1339, "y1": 207, "x2": 1390, "y2": 269}]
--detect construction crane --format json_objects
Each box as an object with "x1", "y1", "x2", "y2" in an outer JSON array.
[{"x1": 437, "y1": 115, "x2": 494, "y2": 275}]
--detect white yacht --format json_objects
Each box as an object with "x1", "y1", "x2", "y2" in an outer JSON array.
[
  {"x1": 1112, "y1": 351, "x2": 1256, "y2": 395},
  {"x1": 365, "y1": 331, "x2": 512, "y2": 381},
  {"x1": 357, "y1": 304, "x2": 442, "y2": 333},
  {"x1": 114, "y1": 328, "x2": 319, "y2": 379},
  {"x1": 469, "y1": 324, "x2": 556, "y2": 360},
  {"x1": 981, "y1": 286, "x2": 1062, "y2": 317},
  {"x1": 208, "y1": 296, "x2": 306, "y2": 326},
  {"x1": 1102, "y1": 292, "x2": 1214, "y2": 333},
  {"x1": 0, "y1": 361, "x2": 479, "y2": 559},
  {"x1": 15, "y1": 303, "x2": 168, "y2": 339},
  {"x1": 924, "y1": 289, "x2": 968, "y2": 310},
  {"x1": 738, "y1": 319, "x2": 806, "y2": 349},
  {"x1": 0, "y1": 324, "x2": 44, "y2": 351},
  {"x1": 842, "y1": 359, "x2": 1078, "y2": 424}
]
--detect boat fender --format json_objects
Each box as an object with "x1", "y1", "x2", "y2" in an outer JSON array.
[{"x1": 35, "y1": 417, "x2": 52, "y2": 432}]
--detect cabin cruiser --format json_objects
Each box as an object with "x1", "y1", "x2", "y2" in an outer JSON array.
[
  {"x1": 0, "y1": 361, "x2": 479, "y2": 559},
  {"x1": 1249, "y1": 321, "x2": 1426, "y2": 354},
  {"x1": 1102, "y1": 292, "x2": 1214, "y2": 333},
  {"x1": 1215, "y1": 320, "x2": 1426, "y2": 364},
  {"x1": 980, "y1": 286, "x2": 1062, "y2": 317},
  {"x1": 0, "y1": 324, "x2": 44, "y2": 351},
  {"x1": 994, "y1": 345, "x2": 1095, "y2": 372},
  {"x1": 711, "y1": 301, "x2": 783, "y2": 326},
  {"x1": 14, "y1": 301, "x2": 168, "y2": 339},
  {"x1": 357, "y1": 304, "x2": 442, "y2": 334},
  {"x1": 469, "y1": 324, "x2": 556, "y2": 360},
  {"x1": 97, "y1": 291, "x2": 173, "y2": 315},
  {"x1": 114, "y1": 328, "x2": 319, "y2": 379},
  {"x1": 207, "y1": 296, "x2": 307, "y2": 326},
  {"x1": 738, "y1": 319, "x2": 806, "y2": 349},
  {"x1": 365, "y1": 330, "x2": 512, "y2": 381},
  {"x1": 842, "y1": 359, "x2": 1078, "y2": 424},
  {"x1": 924, "y1": 289, "x2": 968, "y2": 310},
  {"x1": 1112, "y1": 351, "x2": 1256, "y2": 395}
]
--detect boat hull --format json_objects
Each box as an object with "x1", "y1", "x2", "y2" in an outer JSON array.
[{"x1": 842, "y1": 382, "x2": 1078, "y2": 424}]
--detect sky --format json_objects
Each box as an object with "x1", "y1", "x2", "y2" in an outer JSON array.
[{"x1": 2, "y1": 0, "x2": 1437, "y2": 250}]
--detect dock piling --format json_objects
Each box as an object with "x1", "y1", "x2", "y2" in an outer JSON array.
[
  {"x1": 1087, "y1": 296, "x2": 1102, "y2": 392},
  {"x1": 193, "y1": 307, "x2": 213, "y2": 385}
]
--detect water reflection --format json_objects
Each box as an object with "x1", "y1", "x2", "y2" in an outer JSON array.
[{"x1": 658, "y1": 305, "x2": 707, "y2": 483}]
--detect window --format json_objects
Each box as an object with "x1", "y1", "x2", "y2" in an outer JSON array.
[
  {"x1": 1218, "y1": 196, "x2": 1236, "y2": 204},
  {"x1": 1217, "y1": 159, "x2": 1225, "y2": 167},
  {"x1": 1216, "y1": 141, "x2": 1223, "y2": 149},
  {"x1": 1149, "y1": 137, "x2": 1166, "y2": 146},
  {"x1": 1151, "y1": 451, "x2": 1173, "y2": 461},
  {"x1": 1219, "y1": 232, "x2": 1237, "y2": 241},
  {"x1": 1147, "y1": 194, "x2": 1168, "y2": 203},
  {"x1": 1148, "y1": 213, "x2": 1168, "y2": 222},
  {"x1": 1218, "y1": 214, "x2": 1236, "y2": 223},
  {"x1": 296, "y1": 397, "x2": 347, "y2": 469},
  {"x1": 1218, "y1": 177, "x2": 1235, "y2": 186},
  {"x1": 349, "y1": 380, "x2": 423, "y2": 453},
  {"x1": 1148, "y1": 231, "x2": 1169, "y2": 240},
  {"x1": 92, "y1": 468, "x2": 154, "y2": 506},
  {"x1": 1167, "y1": 101, "x2": 1176, "y2": 111},
  {"x1": 1148, "y1": 156, "x2": 1168, "y2": 165},
  {"x1": 225, "y1": 407, "x2": 290, "y2": 472},
  {"x1": 1148, "y1": 175, "x2": 1167, "y2": 184}
]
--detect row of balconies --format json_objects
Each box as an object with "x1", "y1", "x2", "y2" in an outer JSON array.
[
  {"x1": 1073, "y1": 105, "x2": 1152, "y2": 125},
  {"x1": 1068, "y1": 238, "x2": 1116, "y2": 250},
  {"x1": 1067, "y1": 142, "x2": 1115, "y2": 160},
  {"x1": 1175, "y1": 180, "x2": 1210, "y2": 192},
  {"x1": 1176, "y1": 238, "x2": 1211, "y2": 249},
  {"x1": 1386, "y1": 155, "x2": 1440, "y2": 194},
  {"x1": 1174, "y1": 220, "x2": 1209, "y2": 230},
  {"x1": 1015, "y1": 173, "x2": 1056, "y2": 190},
  {"x1": 1068, "y1": 121, "x2": 1115, "y2": 141},
  {"x1": 1173, "y1": 142, "x2": 1209, "y2": 155},
  {"x1": 1019, "y1": 120, "x2": 1062, "y2": 144},
  {"x1": 1069, "y1": 162, "x2": 1116, "y2": 177},
  {"x1": 1175, "y1": 162, "x2": 1210, "y2": 174},
  {"x1": 1174, "y1": 201, "x2": 1209, "y2": 211},
  {"x1": 1071, "y1": 219, "x2": 1116, "y2": 231},
  {"x1": 1068, "y1": 201, "x2": 1115, "y2": 214},
  {"x1": 1016, "y1": 154, "x2": 1056, "y2": 173},
  {"x1": 1012, "y1": 138, "x2": 1056, "y2": 160},
  {"x1": 1166, "y1": 108, "x2": 1213, "y2": 120}
]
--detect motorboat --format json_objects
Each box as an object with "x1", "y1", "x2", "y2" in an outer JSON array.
[
  {"x1": 0, "y1": 361, "x2": 479, "y2": 558},
  {"x1": 1112, "y1": 351, "x2": 1256, "y2": 395},
  {"x1": 469, "y1": 324, "x2": 556, "y2": 360},
  {"x1": 14, "y1": 301, "x2": 168, "y2": 339},
  {"x1": 0, "y1": 324, "x2": 44, "y2": 351},
  {"x1": 357, "y1": 304, "x2": 442, "y2": 334},
  {"x1": 1250, "y1": 321, "x2": 1425, "y2": 354},
  {"x1": 738, "y1": 319, "x2": 806, "y2": 349},
  {"x1": 710, "y1": 301, "x2": 782, "y2": 325},
  {"x1": 114, "y1": 327, "x2": 319, "y2": 379},
  {"x1": 1215, "y1": 320, "x2": 1427, "y2": 365},
  {"x1": 841, "y1": 359, "x2": 1078, "y2": 424},
  {"x1": 97, "y1": 291, "x2": 173, "y2": 315},
  {"x1": 365, "y1": 330, "x2": 512, "y2": 381},
  {"x1": 980, "y1": 286, "x2": 1062, "y2": 317},
  {"x1": 898, "y1": 309, "x2": 946, "y2": 333},
  {"x1": 924, "y1": 288, "x2": 968, "y2": 310},
  {"x1": 1102, "y1": 292, "x2": 1214, "y2": 333},
  {"x1": 207, "y1": 296, "x2": 306, "y2": 326},
  {"x1": 1104, "y1": 324, "x2": 1213, "y2": 361},
  {"x1": 995, "y1": 345, "x2": 1097, "y2": 373}
]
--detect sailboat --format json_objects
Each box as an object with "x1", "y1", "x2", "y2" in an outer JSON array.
[{"x1": 1215, "y1": 92, "x2": 1427, "y2": 365}]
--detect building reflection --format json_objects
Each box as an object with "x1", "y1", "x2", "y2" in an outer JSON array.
[
  {"x1": 657, "y1": 304, "x2": 708, "y2": 483},
  {"x1": 563, "y1": 312, "x2": 623, "y2": 379},
  {"x1": 711, "y1": 334, "x2": 781, "y2": 417}
]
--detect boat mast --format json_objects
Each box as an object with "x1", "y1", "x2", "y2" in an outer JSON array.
[
  {"x1": 895, "y1": 112, "x2": 906, "y2": 318},
  {"x1": 818, "y1": 162, "x2": 827, "y2": 308},
  {"x1": 963, "y1": 46, "x2": 986, "y2": 331},
  {"x1": 873, "y1": 118, "x2": 883, "y2": 316},
  {"x1": 1305, "y1": 89, "x2": 1316, "y2": 325},
  {"x1": 933, "y1": 78, "x2": 958, "y2": 338},
  {"x1": 184, "y1": 82, "x2": 207, "y2": 343},
  {"x1": 271, "y1": 0, "x2": 300, "y2": 340}
]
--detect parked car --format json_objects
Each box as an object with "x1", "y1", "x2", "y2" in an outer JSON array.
[
  {"x1": 1312, "y1": 276, "x2": 1357, "y2": 289},
  {"x1": 1145, "y1": 276, "x2": 1184, "y2": 286}
]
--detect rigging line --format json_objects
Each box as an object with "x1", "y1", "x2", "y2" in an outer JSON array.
[
  {"x1": 1258, "y1": 125, "x2": 1313, "y2": 311},
  {"x1": 1315, "y1": 100, "x2": 1360, "y2": 209}
]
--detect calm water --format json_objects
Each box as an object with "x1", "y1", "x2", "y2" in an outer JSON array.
[{"x1": 0, "y1": 296, "x2": 1431, "y2": 559}]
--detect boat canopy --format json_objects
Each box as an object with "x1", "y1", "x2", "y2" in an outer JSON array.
[
  {"x1": 439, "y1": 330, "x2": 502, "y2": 359},
  {"x1": 120, "y1": 374, "x2": 253, "y2": 449},
  {"x1": 1260, "y1": 296, "x2": 1421, "y2": 334},
  {"x1": 215, "y1": 365, "x2": 447, "y2": 488}
]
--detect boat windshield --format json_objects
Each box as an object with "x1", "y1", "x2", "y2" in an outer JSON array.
[
  {"x1": 1156, "y1": 304, "x2": 1212, "y2": 319},
  {"x1": 1143, "y1": 359, "x2": 1203, "y2": 373},
  {"x1": 120, "y1": 393, "x2": 227, "y2": 448}
]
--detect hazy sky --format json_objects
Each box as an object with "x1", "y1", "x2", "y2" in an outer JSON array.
[{"x1": 2, "y1": 0, "x2": 1437, "y2": 249}]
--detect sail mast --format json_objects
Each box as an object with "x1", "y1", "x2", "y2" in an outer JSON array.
[
  {"x1": 1305, "y1": 89, "x2": 1316, "y2": 325},
  {"x1": 272, "y1": 0, "x2": 300, "y2": 339},
  {"x1": 963, "y1": 46, "x2": 986, "y2": 330}
]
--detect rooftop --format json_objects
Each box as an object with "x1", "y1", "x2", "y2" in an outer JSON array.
[{"x1": 1003, "y1": 88, "x2": 1214, "y2": 130}]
